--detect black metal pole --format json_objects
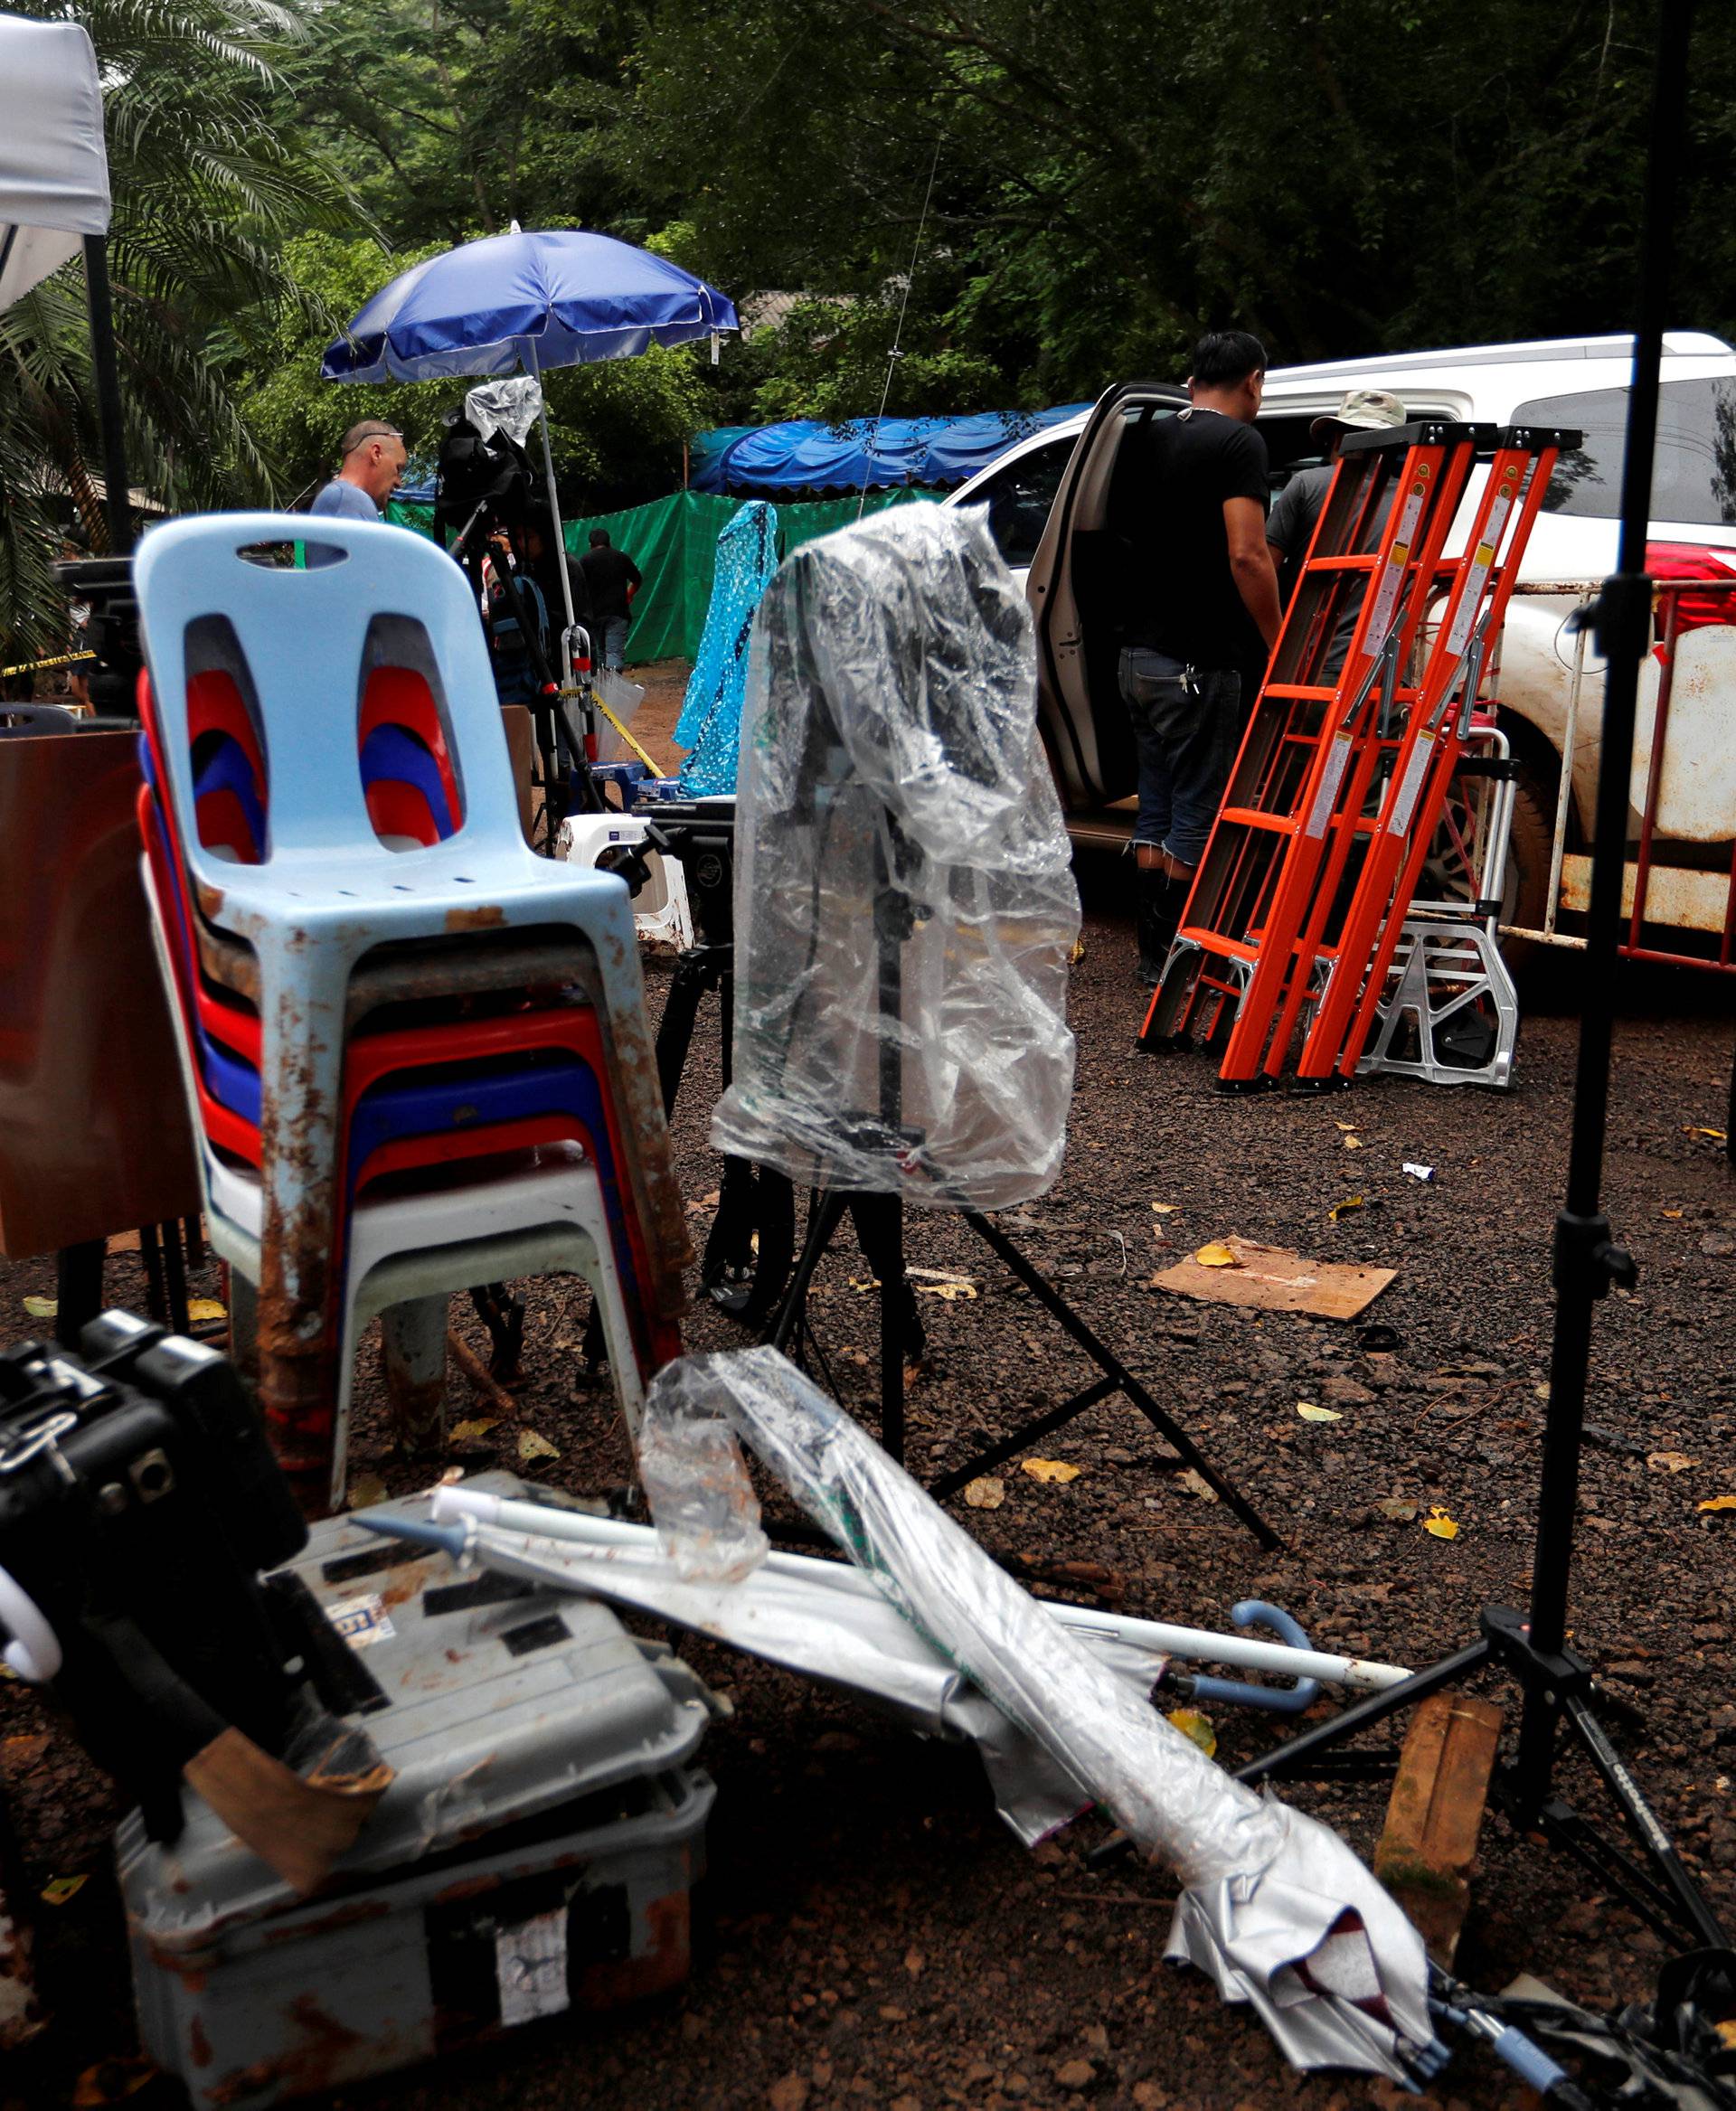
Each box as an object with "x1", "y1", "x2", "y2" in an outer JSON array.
[
  {"x1": 81, "y1": 235, "x2": 133, "y2": 558},
  {"x1": 1520, "y1": 0, "x2": 1693, "y2": 1775}
]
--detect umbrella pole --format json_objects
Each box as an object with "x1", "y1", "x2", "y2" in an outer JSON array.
[
  {"x1": 525, "y1": 347, "x2": 602, "y2": 806},
  {"x1": 82, "y1": 235, "x2": 133, "y2": 557}
]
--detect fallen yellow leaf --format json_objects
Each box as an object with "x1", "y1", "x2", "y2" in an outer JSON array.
[
  {"x1": 186, "y1": 1297, "x2": 227, "y2": 1323},
  {"x1": 1166, "y1": 1708, "x2": 1217, "y2": 1758},
  {"x1": 908, "y1": 1268, "x2": 977, "y2": 1300},
  {"x1": 1661, "y1": 1207, "x2": 1684, "y2": 1220},
  {"x1": 963, "y1": 1476, "x2": 1005, "y2": 1510},
  {"x1": 1327, "y1": 1196, "x2": 1365, "y2": 1221},
  {"x1": 518, "y1": 1429, "x2": 561, "y2": 1462},
  {"x1": 847, "y1": 1276, "x2": 883, "y2": 1293},
  {"x1": 449, "y1": 1418, "x2": 499, "y2": 1445},
  {"x1": 1021, "y1": 1457, "x2": 1081, "y2": 1484},
  {"x1": 21, "y1": 1295, "x2": 56, "y2": 1319},
  {"x1": 1647, "y1": 1451, "x2": 1699, "y2": 1474},
  {"x1": 1343, "y1": 1135, "x2": 1363, "y2": 1150},
  {"x1": 1685, "y1": 1126, "x2": 1728, "y2": 1142},
  {"x1": 41, "y1": 1875, "x2": 87, "y2": 1906},
  {"x1": 1334, "y1": 1120, "x2": 1357, "y2": 1132},
  {"x1": 1193, "y1": 1241, "x2": 1241, "y2": 1268},
  {"x1": 1422, "y1": 1506, "x2": 1460, "y2": 1541},
  {"x1": 1297, "y1": 1402, "x2": 1344, "y2": 1423},
  {"x1": 1698, "y1": 1494, "x2": 1736, "y2": 1514},
  {"x1": 346, "y1": 1473, "x2": 388, "y2": 1510},
  {"x1": 1150, "y1": 1202, "x2": 1180, "y2": 1215}
]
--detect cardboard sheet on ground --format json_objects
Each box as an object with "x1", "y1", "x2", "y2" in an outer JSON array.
[{"x1": 1152, "y1": 1239, "x2": 1395, "y2": 1320}]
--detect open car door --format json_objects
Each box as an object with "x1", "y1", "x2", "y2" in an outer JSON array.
[{"x1": 1026, "y1": 381, "x2": 1187, "y2": 815}]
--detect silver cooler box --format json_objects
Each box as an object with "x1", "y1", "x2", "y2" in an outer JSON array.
[{"x1": 119, "y1": 1480, "x2": 717, "y2": 2107}]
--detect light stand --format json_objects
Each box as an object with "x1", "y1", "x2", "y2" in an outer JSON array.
[
  {"x1": 766, "y1": 800, "x2": 1279, "y2": 1550},
  {"x1": 1171, "y1": 0, "x2": 1729, "y2": 1957}
]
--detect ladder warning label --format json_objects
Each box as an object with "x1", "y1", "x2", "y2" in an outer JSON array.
[
  {"x1": 1305, "y1": 735, "x2": 1354, "y2": 839},
  {"x1": 1388, "y1": 731, "x2": 1436, "y2": 835},
  {"x1": 1364, "y1": 481, "x2": 1429, "y2": 648}
]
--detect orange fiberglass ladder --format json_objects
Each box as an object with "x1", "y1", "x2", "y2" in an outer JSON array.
[
  {"x1": 1137, "y1": 420, "x2": 1573, "y2": 1089},
  {"x1": 1137, "y1": 419, "x2": 1489, "y2": 1074}
]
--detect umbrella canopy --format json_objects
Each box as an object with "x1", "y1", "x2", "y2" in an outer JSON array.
[
  {"x1": 321, "y1": 227, "x2": 738, "y2": 384},
  {"x1": 0, "y1": 16, "x2": 112, "y2": 311}
]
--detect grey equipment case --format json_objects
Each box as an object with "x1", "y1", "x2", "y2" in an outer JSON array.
[{"x1": 120, "y1": 1476, "x2": 718, "y2": 2107}]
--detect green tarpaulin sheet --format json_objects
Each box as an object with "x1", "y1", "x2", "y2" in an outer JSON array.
[{"x1": 385, "y1": 485, "x2": 944, "y2": 666}]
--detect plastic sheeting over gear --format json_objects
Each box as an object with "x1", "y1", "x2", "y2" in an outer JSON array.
[
  {"x1": 710, "y1": 504, "x2": 1080, "y2": 1208},
  {"x1": 675, "y1": 500, "x2": 778, "y2": 795},
  {"x1": 639, "y1": 1346, "x2": 1436, "y2": 2080}
]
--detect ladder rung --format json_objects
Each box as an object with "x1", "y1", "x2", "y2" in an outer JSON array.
[{"x1": 1218, "y1": 807, "x2": 1297, "y2": 833}]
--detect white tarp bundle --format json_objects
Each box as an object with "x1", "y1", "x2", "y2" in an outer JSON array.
[{"x1": 0, "y1": 15, "x2": 111, "y2": 311}]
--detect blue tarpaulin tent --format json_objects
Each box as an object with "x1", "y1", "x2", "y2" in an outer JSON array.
[{"x1": 691, "y1": 404, "x2": 1090, "y2": 495}]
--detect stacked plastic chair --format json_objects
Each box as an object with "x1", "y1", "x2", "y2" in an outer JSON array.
[{"x1": 132, "y1": 512, "x2": 691, "y2": 1516}]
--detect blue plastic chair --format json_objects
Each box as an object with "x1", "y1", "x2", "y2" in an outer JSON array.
[
  {"x1": 358, "y1": 722, "x2": 458, "y2": 840},
  {"x1": 134, "y1": 512, "x2": 673, "y2": 1475},
  {"x1": 193, "y1": 735, "x2": 269, "y2": 859}
]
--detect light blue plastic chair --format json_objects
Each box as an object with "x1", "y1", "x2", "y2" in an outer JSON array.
[{"x1": 133, "y1": 512, "x2": 663, "y2": 1494}]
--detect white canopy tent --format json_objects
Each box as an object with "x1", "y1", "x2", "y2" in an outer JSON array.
[
  {"x1": 0, "y1": 12, "x2": 129, "y2": 552},
  {"x1": 0, "y1": 16, "x2": 112, "y2": 309}
]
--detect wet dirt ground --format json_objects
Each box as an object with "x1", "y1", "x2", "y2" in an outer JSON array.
[{"x1": 3, "y1": 710, "x2": 1735, "y2": 2109}]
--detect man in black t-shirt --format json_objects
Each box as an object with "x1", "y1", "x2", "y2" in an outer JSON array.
[
  {"x1": 577, "y1": 528, "x2": 643, "y2": 670},
  {"x1": 1122, "y1": 330, "x2": 1281, "y2": 985}
]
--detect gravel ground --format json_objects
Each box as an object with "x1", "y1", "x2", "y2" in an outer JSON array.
[{"x1": 4, "y1": 845, "x2": 1735, "y2": 2111}]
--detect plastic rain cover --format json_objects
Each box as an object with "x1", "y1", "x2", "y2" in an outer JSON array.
[
  {"x1": 675, "y1": 500, "x2": 778, "y2": 795},
  {"x1": 464, "y1": 374, "x2": 542, "y2": 448},
  {"x1": 640, "y1": 1347, "x2": 1433, "y2": 2080},
  {"x1": 708, "y1": 504, "x2": 1080, "y2": 1208}
]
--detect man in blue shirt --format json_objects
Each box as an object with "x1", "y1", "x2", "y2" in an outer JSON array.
[{"x1": 310, "y1": 420, "x2": 408, "y2": 525}]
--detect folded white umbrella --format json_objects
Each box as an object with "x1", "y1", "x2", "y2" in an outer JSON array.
[{"x1": 637, "y1": 1345, "x2": 1436, "y2": 2082}]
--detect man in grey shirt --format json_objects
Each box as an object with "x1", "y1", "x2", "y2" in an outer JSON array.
[
  {"x1": 1266, "y1": 388, "x2": 1405, "y2": 680},
  {"x1": 310, "y1": 419, "x2": 408, "y2": 525}
]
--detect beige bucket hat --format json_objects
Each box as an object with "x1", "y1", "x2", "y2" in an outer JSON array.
[{"x1": 1309, "y1": 387, "x2": 1407, "y2": 443}]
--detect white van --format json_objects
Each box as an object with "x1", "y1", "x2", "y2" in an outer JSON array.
[{"x1": 948, "y1": 333, "x2": 1736, "y2": 952}]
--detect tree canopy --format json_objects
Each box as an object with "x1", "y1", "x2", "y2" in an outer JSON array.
[{"x1": 5, "y1": 0, "x2": 1733, "y2": 663}]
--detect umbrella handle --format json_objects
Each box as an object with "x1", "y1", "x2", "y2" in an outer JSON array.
[{"x1": 1180, "y1": 1601, "x2": 1322, "y2": 1716}]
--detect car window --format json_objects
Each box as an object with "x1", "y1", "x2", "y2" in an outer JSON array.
[
  {"x1": 1513, "y1": 380, "x2": 1736, "y2": 525},
  {"x1": 968, "y1": 437, "x2": 1078, "y2": 568},
  {"x1": 1257, "y1": 414, "x2": 1334, "y2": 495}
]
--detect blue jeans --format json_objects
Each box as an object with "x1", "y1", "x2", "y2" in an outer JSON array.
[
  {"x1": 602, "y1": 618, "x2": 629, "y2": 670},
  {"x1": 1120, "y1": 648, "x2": 1241, "y2": 868}
]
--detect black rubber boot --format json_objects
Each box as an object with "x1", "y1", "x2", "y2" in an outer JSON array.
[{"x1": 1136, "y1": 864, "x2": 1186, "y2": 987}]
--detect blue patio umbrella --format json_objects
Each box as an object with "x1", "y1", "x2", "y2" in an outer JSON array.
[{"x1": 323, "y1": 226, "x2": 738, "y2": 645}]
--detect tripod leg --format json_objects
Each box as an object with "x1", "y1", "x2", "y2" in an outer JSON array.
[
  {"x1": 656, "y1": 950, "x2": 716, "y2": 1116},
  {"x1": 1236, "y1": 1639, "x2": 1492, "y2": 1785},
  {"x1": 847, "y1": 1192, "x2": 909, "y2": 1465},
  {"x1": 54, "y1": 1239, "x2": 105, "y2": 1349},
  {"x1": 1561, "y1": 1691, "x2": 1729, "y2": 1950},
  {"x1": 766, "y1": 1189, "x2": 849, "y2": 1355},
  {"x1": 962, "y1": 1210, "x2": 1279, "y2": 1550},
  {"x1": 159, "y1": 1220, "x2": 192, "y2": 1336}
]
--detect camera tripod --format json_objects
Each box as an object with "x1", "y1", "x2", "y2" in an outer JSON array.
[{"x1": 763, "y1": 810, "x2": 1278, "y2": 1548}]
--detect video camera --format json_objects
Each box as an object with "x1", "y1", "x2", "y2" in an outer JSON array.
[
  {"x1": 0, "y1": 1313, "x2": 383, "y2": 1859},
  {"x1": 434, "y1": 405, "x2": 537, "y2": 559}
]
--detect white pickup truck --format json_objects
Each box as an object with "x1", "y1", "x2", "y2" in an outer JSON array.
[{"x1": 948, "y1": 333, "x2": 1736, "y2": 961}]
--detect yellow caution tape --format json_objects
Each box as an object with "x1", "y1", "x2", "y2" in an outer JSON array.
[
  {"x1": 0, "y1": 649, "x2": 97, "y2": 678},
  {"x1": 592, "y1": 695, "x2": 662, "y2": 775}
]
